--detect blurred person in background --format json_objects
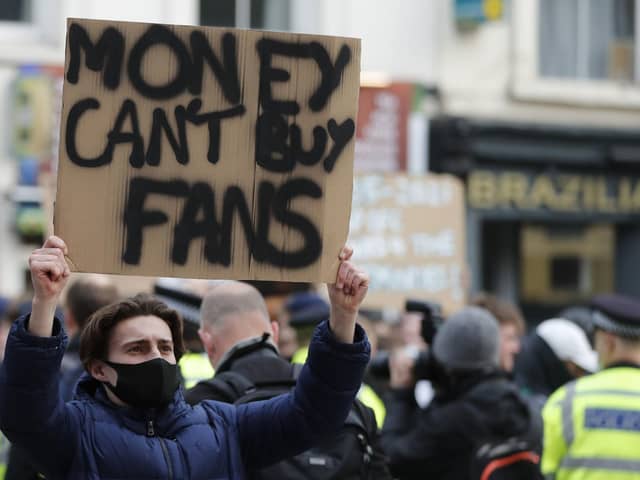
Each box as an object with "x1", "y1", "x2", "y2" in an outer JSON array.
[
  {"x1": 352, "y1": 314, "x2": 386, "y2": 428},
  {"x1": 398, "y1": 310, "x2": 428, "y2": 352},
  {"x1": 542, "y1": 294, "x2": 640, "y2": 479},
  {"x1": 514, "y1": 318, "x2": 598, "y2": 413},
  {"x1": 381, "y1": 306, "x2": 542, "y2": 480},
  {"x1": 471, "y1": 292, "x2": 525, "y2": 373},
  {"x1": 284, "y1": 291, "x2": 329, "y2": 365},
  {"x1": 59, "y1": 276, "x2": 120, "y2": 401},
  {"x1": 185, "y1": 281, "x2": 390, "y2": 479},
  {"x1": 184, "y1": 281, "x2": 283, "y2": 405},
  {"x1": 152, "y1": 280, "x2": 215, "y2": 390},
  {"x1": 558, "y1": 306, "x2": 595, "y2": 346}
]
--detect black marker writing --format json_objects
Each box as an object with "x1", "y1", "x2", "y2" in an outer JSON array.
[
  {"x1": 122, "y1": 176, "x2": 322, "y2": 268},
  {"x1": 65, "y1": 97, "x2": 245, "y2": 168},
  {"x1": 67, "y1": 23, "x2": 125, "y2": 90},
  {"x1": 67, "y1": 22, "x2": 241, "y2": 103}
]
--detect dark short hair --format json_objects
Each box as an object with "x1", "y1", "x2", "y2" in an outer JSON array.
[
  {"x1": 79, "y1": 293, "x2": 185, "y2": 370},
  {"x1": 66, "y1": 279, "x2": 119, "y2": 331}
]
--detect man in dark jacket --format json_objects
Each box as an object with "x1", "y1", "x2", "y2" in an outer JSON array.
[
  {"x1": 0, "y1": 236, "x2": 371, "y2": 480},
  {"x1": 381, "y1": 306, "x2": 542, "y2": 480},
  {"x1": 185, "y1": 281, "x2": 391, "y2": 479},
  {"x1": 514, "y1": 318, "x2": 597, "y2": 413},
  {"x1": 185, "y1": 281, "x2": 294, "y2": 405}
]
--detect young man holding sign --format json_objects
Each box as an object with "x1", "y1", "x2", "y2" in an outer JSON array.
[{"x1": 0, "y1": 236, "x2": 370, "y2": 480}]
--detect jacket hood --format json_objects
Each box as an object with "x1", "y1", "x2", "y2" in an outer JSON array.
[{"x1": 465, "y1": 377, "x2": 533, "y2": 438}]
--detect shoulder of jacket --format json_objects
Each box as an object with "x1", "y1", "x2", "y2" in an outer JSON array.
[
  {"x1": 199, "y1": 398, "x2": 239, "y2": 427},
  {"x1": 544, "y1": 379, "x2": 577, "y2": 413}
]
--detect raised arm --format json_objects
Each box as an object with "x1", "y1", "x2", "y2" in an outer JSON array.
[
  {"x1": 328, "y1": 245, "x2": 368, "y2": 342},
  {"x1": 28, "y1": 235, "x2": 71, "y2": 335},
  {"x1": 0, "y1": 236, "x2": 79, "y2": 477},
  {"x1": 233, "y1": 246, "x2": 371, "y2": 467}
]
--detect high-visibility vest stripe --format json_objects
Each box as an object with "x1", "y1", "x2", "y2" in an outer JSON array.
[
  {"x1": 560, "y1": 456, "x2": 640, "y2": 472},
  {"x1": 561, "y1": 382, "x2": 577, "y2": 446},
  {"x1": 559, "y1": 384, "x2": 640, "y2": 449},
  {"x1": 554, "y1": 389, "x2": 640, "y2": 400}
]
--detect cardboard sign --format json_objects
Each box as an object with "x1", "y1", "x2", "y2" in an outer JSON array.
[
  {"x1": 349, "y1": 174, "x2": 466, "y2": 314},
  {"x1": 54, "y1": 19, "x2": 360, "y2": 282}
]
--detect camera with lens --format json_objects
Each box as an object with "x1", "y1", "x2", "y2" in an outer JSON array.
[{"x1": 369, "y1": 299, "x2": 443, "y2": 380}]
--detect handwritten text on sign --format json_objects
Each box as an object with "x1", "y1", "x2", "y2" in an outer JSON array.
[
  {"x1": 55, "y1": 19, "x2": 361, "y2": 281},
  {"x1": 349, "y1": 175, "x2": 466, "y2": 313}
]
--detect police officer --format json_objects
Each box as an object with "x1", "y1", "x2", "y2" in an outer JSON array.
[{"x1": 541, "y1": 293, "x2": 640, "y2": 479}]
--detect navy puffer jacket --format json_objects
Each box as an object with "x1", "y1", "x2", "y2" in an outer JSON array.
[{"x1": 0, "y1": 316, "x2": 370, "y2": 479}]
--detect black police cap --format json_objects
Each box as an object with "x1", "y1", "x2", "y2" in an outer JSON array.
[
  {"x1": 289, "y1": 303, "x2": 330, "y2": 328},
  {"x1": 590, "y1": 293, "x2": 640, "y2": 338}
]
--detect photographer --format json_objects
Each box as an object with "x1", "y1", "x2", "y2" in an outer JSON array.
[{"x1": 380, "y1": 307, "x2": 542, "y2": 480}]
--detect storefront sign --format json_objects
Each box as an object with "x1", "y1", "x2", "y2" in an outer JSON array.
[{"x1": 469, "y1": 169, "x2": 640, "y2": 215}]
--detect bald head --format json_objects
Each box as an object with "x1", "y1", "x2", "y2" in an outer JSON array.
[
  {"x1": 201, "y1": 281, "x2": 270, "y2": 329},
  {"x1": 199, "y1": 281, "x2": 275, "y2": 369}
]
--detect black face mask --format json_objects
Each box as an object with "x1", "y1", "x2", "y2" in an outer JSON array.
[{"x1": 104, "y1": 358, "x2": 180, "y2": 409}]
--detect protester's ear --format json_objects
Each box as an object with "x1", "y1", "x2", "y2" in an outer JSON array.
[
  {"x1": 89, "y1": 360, "x2": 116, "y2": 385},
  {"x1": 270, "y1": 321, "x2": 280, "y2": 345}
]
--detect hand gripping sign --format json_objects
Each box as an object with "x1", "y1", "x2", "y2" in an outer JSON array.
[{"x1": 54, "y1": 19, "x2": 360, "y2": 282}]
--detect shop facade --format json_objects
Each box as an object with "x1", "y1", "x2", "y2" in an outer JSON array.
[{"x1": 430, "y1": 115, "x2": 640, "y2": 323}]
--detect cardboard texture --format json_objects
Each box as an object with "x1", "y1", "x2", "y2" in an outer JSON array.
[
  {"x1": 55, "y1": 18, "x2": 360, "y2": 282},
  {"x1": 349, "y1": 174, "x2": 466, "y2": 314}
]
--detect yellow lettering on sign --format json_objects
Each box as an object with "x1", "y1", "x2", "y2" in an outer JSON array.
[
  {"x1": 619, "y1": 178, "x2": 632, "y2": 212},
  {"x1": 631, "y1": 180, "x2": 640, "y2": 211},
  {"x1": 468, "y1": 171, "x2": 497, "y2": 209},
  {"x1": 622, "y1": 178, "x2": 640, "y2": 212},
  {"x1": 555, "y1": 175, "x2": 580, "y2": 211},
  {"x1": 529, "y1": 175, "x2": 558, "y2": 210},
  {"x1": 469, "y1": 170, "x2": 640, "y2": 215},
  {"x1": 582, "y1": 177, "x2": 596, "y2": 211},
  {"x1": 499, "y1": 172, "x2": 528, "y2": 208},
  {"x1": 596, "y1": 177, "x2": 616, "y2": 212}
]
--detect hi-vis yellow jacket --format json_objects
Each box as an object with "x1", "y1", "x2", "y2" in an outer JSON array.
[{"x1": 541, "y1": 366, "x2": 640, "y2": 479}]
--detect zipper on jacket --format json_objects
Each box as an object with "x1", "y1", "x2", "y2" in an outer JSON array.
[
  {"x1": 146, "y1": 416, "x2": 174, "y2": 480},
  {"x1": 146, "y1": 419, "x2": 155, "y2": 437},
  {"x1": 159, "y1": 437, "x2": 174, "y2": 480}
]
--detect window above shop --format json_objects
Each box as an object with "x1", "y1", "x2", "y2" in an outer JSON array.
[
  {"x1": 0, "y1": 0, "x2": 62, "y2": 54},
  {"x1": 511, "y1": 0, "x2": 640, "y2": 108},
  {"x1": 539, "y1": 0, "x2": 636, "y2": 83},
  {"x1": 0, "y1": 0, "x2": 31, "y2": 22},
  {"x1": 200, "y1": 0, "x2": 290, "y2": 30}
]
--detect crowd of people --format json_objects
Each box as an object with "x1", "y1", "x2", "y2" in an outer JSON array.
[{"x1": 0, "y1": 235, "x2": 639, "y2": 479}]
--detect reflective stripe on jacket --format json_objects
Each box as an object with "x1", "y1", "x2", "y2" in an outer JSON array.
[{"x1": 541, "y1": 366, "x2": 640, "y2": 480}]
